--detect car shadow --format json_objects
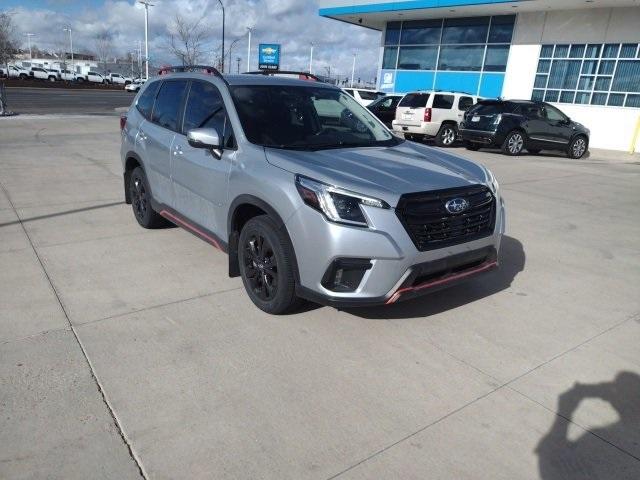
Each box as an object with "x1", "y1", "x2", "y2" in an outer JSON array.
[
  {"x1": 344, "y1": 235, "x2": 525, "y2": 320},
  {"x1": 536, "y1": 372, "x2": 640, "y2": 479}
]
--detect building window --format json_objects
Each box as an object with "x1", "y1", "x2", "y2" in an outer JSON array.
[
  {"x1": 438, "y1": 45, "x2": 484, "y2": 71},
  {"x1": 398, "y1": 46, "x2": 438, "y2": 70},
  {"x1": 534, "y1": 42, "x2": 640, "y2": 108},
  {"x1": 382, "y1": 15, "x2": 514, "y2": 95}
]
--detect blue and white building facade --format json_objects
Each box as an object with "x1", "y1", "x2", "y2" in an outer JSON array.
[{"x1": 319, "y1": 0, "x2": 640, "y2": 151}]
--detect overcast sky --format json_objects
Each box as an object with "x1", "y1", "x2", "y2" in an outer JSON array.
[{"x1": 5, "y1": 0, "x2": 381, "y2": 82}]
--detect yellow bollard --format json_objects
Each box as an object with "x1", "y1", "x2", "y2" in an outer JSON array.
[{"x1": 630, "y1": 116, "x2": 640, "y2": 154}]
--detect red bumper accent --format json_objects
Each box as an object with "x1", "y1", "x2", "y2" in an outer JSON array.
[{"x1": 385, "y1": 260, "x2": 498, "y2": 305}]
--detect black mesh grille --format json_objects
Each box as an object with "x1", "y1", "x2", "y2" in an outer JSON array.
[{"x1": 396, "y1": 185, "x2": 496, "y2": 251}]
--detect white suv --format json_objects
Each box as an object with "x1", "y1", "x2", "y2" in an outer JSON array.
[
  {"x1": 392, "y1": 91, "x2": 479, "y2": 147},
  {"x1": 342, "y1": 88, "x2": 386, "y2": 107}
]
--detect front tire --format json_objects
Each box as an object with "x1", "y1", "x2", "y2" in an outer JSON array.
[
  {"x1": 502, "y1": 130, "x2": 525, "y2": 156},
  {"x1": 238, "y1": 215, "x2": 301, "y2": 315},
  {"x1": 568, "y1": 135, "x2": 588, "y2": 159},
  {"x1": 129, "y1": 167, "x2": 165, "y2": 228},
  {"x1": 435, "y1": 124, "x2": 457, "y2": 147}
]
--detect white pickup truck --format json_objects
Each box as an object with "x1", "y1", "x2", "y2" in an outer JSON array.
[
  {"x1": 0, "y1": 65, "x2": 30, "y2": 79},
  {"x1": 29, "y1": 67, "x2": 59, "y2": 82},
  {"x1": 105, "y1": 73, "x2": 133, "y2": 85},
  {"x1": 76, "y1": 71, "x2": 106, "y2": 84}
]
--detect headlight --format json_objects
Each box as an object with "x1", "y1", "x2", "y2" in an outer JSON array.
[
  {"x1": 485, "y1": 167, "x2": 499, "y2": 194},
  {"x1": 295, "y1": 175, "x2": 390, "y2": 227}
]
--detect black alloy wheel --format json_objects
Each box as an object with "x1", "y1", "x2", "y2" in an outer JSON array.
[
  {"x1": 243, "y1": 233, "x2": 278, "y2": 302},
  {"x1": 238, "y1": 215, "x2": 302, "y2": 314},
  {"x1": 129, "y1": 167, "x2": 165, "y2": 228}
]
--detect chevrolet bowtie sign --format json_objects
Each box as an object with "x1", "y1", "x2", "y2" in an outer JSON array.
[{"x1": 259, "y1": 43, "x2": 281, "y2": 71}]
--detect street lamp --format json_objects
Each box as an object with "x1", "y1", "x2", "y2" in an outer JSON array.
[
  {"x1": 25, "y1": 33, "x2": 36, "y2": 60},
  {"x1": 215, "y1": 0, "x2": 225, "y2": 72},
  {"x1": 351, "y1": 53, "x2": 356, "y2": 88},
  {"x1": 138, "y1": 0, "x2": 154, "y2": 79},
  {"x1": 309, "y1": 42, "x2": 314, "y2": 74},
  {"x1": 246, "y1": 26, "x2": 253, "y2": 72},
  {"x1": 63, "y1": 26, "x2": 74, "y2": 73},
  {"x1": 227, "y1": 37, "x2": 241, "y2": 73}
]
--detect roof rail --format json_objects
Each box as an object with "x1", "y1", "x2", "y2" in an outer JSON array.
[
  {"x1": 157, "y1": 65, "x2": 228, "y2": 85},
  {"x1": 244, "y1": 70, "x2": 323, "y2": 82}
]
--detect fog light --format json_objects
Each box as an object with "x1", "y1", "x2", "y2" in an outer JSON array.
[{"x1": 321, "y1": 258, "x2": 372, "y2": 292}]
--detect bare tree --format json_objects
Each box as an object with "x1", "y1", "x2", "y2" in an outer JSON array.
[
  {"x1": 94, "y1": 31, "x2": 113, "y2": 73},
  {"x1": 0, "y1": 12, "x2": 17, "y2": 72},
  {"x1": 167, "y1": 14, "x2": 210, "y2": 66}
]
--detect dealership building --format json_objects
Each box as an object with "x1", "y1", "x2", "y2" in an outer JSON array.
[{"x1": 319, "y1": 0, "x2": 640, "y2": 151}]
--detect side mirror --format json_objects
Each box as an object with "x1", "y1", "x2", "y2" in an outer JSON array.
[{"x1": 187, "y1": 128, "x2": 223, "y2": 157}]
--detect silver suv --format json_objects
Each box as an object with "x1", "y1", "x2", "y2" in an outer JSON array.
[{"x1": 120, "y1": 68, "x2": 505, "y2": 314}]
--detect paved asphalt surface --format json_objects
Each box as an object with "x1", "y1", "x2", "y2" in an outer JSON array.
[
  {"x1": 5, "y1": 87, "x2": 134, "y2": 115},
  {"x1": 1, "y1": 114, "x2": 639, "y2": 479}
]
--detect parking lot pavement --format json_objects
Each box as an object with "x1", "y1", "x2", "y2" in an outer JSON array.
[{"x1": 1, "y1": 115, "x2": 639, "y2": 479}]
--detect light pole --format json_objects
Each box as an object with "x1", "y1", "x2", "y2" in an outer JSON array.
[
  {"x1": 309, "y1": 42, "x2": 314, "y2": 74},
  {"x1": 350, "y1": 53, "x2": 356, "y2": 88},
  {"x1": 246, "y1": 26, "x2": 253, "y2": 72},
  {"x1": 215, "y1": 0, "x2": 225, "y2": 72},
  {"x1": 63, "y1": 27, "x2": 74, "y2": 73},
  {"x1": 227, "y1": 37, "x2": 240, "y2": 73},
  {"x1": 236, "y1": 56, "x2": 241, "y2": 74},
  {"x1": 138, "y1": 0, "x2": 154, "y2": 79},
  {"x1": 25, "y1": 33, "x2": 35, "y2": 60}
]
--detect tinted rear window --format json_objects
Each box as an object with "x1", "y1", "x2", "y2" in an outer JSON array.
[
  {"x1": 399, "y1": 93, "x2": 430, "y2": 108},
  {"x1": 152, "y1": 80, "x2": 189, "y2": 131},
  {"x1": 358, "y1": 91, "x2": 385, "y2": 101},
  {"x1": 433, "y1": 94, "x2": 454, "y2": 109},
  {"x1": 459, "y1": 96, "x2": 475, "y2": 111},
  {"x1": 471, "y1": 102, "x2": 505, "y2": 115},
  {"x1": 136, "y1": 81, "x2": 161, "y2": 120}
]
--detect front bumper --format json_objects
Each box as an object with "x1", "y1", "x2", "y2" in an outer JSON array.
[{"x1": 286, "y1": 193, "x2": 506, "y2": 307}]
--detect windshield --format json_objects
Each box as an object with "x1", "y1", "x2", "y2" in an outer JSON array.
[{"x1": 230, "y1": 85, "x2": 399, "y2": 150}]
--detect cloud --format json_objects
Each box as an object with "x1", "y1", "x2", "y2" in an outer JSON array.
[{"x1": 8, "y1": 0, "x2": 381, "y2": 82}]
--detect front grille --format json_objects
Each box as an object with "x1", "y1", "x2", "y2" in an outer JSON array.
[{"x1": 396, "y1": 185, "x2": 496, "y2": 251}]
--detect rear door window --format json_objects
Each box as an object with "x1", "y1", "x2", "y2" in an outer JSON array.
[
  {"x1": 399, "y1": 93, "x2": 430, "y2": 108},
  {"x1": 473, "y1": 102, "x2": 505, "y2": 115},
  {"x1": 183, "y1": 81, "x2": 234, "y2": 148},
  {"x1": 458, "y1": 96, "x2": 475, "y2": 111},
  {"x1": 432, "y1": 94, "x2": 455, "y2": 109},
  {"x1": 152, "y1": 80, "x2": 189, "y2": 132},
  {"x1": 136, "y1": 80, "x2": 161, "y2": 120}
]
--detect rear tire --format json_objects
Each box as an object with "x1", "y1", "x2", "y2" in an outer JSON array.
[
  {"x1": 129, "y1": 167, "x2": 166, "y2": 229},
  {"x1": 502, "y1": 130, "x2": 525, "y2": 156},
  {"x1": 464, "y1": 141, "x2": 481, "y2": 151},
  {"x1": 48, "y1": 76, "x2": 56, "y2": 82},
  {"x1": 238, "y1": 215, "x2": 302, "y2": 315},
  {"x1": 435, "y1": 124, "x2": 457, "y2": 147},
  {"x1": 567, "y1": 135, "x2": 588, "y2": 159}
]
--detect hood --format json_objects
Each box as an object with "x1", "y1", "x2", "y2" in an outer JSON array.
[{"x1": 264, "y1": 141, "x2": 490, "y2": 206}]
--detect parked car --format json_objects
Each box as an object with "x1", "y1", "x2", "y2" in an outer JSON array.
[
  {"x1": 29, "y1": 67, "x2": 58, "y2": 82},
  {"x1": 342, "y1": 88, "x2": 386, "y2": 106},
  {"x1": 120, "y1": 69, "x2": 504, "y2": 314},
  {"x1": 0, "y1": 65, "x2": 30, "y2": 79},
  {"x1": 459, "y1": 100, "x2": 590, "y2": 159},
  {"x1": 78, "y1": 71, "x2": 107, "y2": 84},
  {"x1": 125, "y1": 78, "x2": 146, "y2": 92},
  {"x1": 392, "y1": 91, "x2": 479, "y2": 147},
  {"x1": 366, "y1": 94, "x2": 403, "y2": 127},
  {"x1": 56, "y1": 69, "x2": 79, "y2": 81},
  {"x1": 106, "y1": 73, "x2": 133, "y2": 85}
]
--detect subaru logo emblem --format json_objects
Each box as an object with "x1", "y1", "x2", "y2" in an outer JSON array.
[{"x1": 445, "y1": 198, "x2": 469, "y2": 214}]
